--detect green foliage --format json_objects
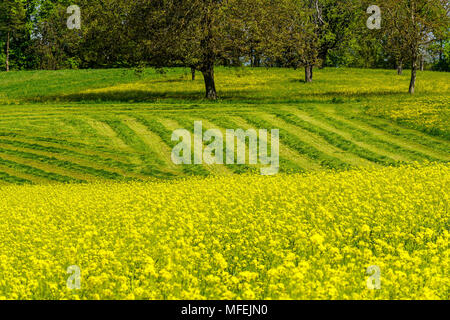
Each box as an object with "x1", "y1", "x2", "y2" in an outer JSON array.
[
  {"x1": 0, "y1": 0, "x2": 448, "y2": 95},
  {"x1": 0, "y1": 0, "x2": 26, "y2": 34},
  {"x1": 431, "y1": 40, "x2": 450, "y2": 71},
  {"x1": 0, "y1": 0, "x2": 27, "y2": 71}
]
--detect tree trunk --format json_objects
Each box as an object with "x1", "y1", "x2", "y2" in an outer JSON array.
[
  {"x1": 191, "y1": 67, "x2": 196, "y2": 81},
  {"x1": 409, "y1": 55, "x2": 417, "y2": 95},
  {"x1": 305, "y1": 65, "x2": 313, "y2": 83},
  {"x1": 6, "y1": 31, "x2": 10, "y2": 72},
  {"x1": 201, "y1": 65, "x2": 217, "y2": 100},
  {"x1": 200, "y1": 8, "x2": 216, "y2": 100},
  {"x1": 420, "y1": 56, "x2": 424, "y2": 71},
  {"x1": 397, "y1": 61, "x2": 403, "y2": 75},
  {"x1": 254, "y1": 55, "x2": 260, "y2": 67}
]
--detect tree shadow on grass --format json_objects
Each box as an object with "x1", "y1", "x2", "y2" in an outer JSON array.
[
  {"x1": 23, "y1": 87, "x2": 414, "y2": 105},
  {"x1": 26, "y1": 89, "x2": 205, "y2": 104}
]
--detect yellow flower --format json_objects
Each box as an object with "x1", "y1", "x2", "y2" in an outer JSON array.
[{"x1": 0, "y1": 164, "x2": 447, "y2": 300}]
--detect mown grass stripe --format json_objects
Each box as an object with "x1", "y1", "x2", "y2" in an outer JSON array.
[
  {"x1": 0, "y1": 139, "x2": 148, "y2": 182},
  {"x1": 323, "y1": 107, "x2": 450, "y2": 160},
  {"x1": 231, "y1": 115, "x2": 322, "y2": 171},
  {"x1": 302, "y1": 107, "x2": 446, "y2": 163},
  {"x1": 177, "y1": 114, "x2": 258, "y2": 175},
  {"x1": 0, "y1": 154, "x2": 82, "y2": 183},
  {"x1": 61, "y1": 118, "x2": 109, "y2": 141},
  {"x1": 273, "y1": 111, "x2": 399, "y2": 166},
  {"x1": 355, "y1": 116, "x2": 450, "y2": 157},
  {"x1": 335, "y1": 106, "x2": 450, "y2": 153},
  {"x1": 120, "y1": 116, "x2": 183, "y2": 173},
  {"x1": 0, "y1": 146, "x2": 127, "y2": 181},
  {"x1": 129, "y1": 114, "x2": 228, "y2": 176},
  {"x1": 104, "y1": 119, "x2": 175, "y2": 178},
  {"x1": 0, "y1": 137, "x2": 140, "y2": 173},
  {"x1": 287, "y1": 108, "x2": 418, "y2": 162},
  {"x1": 0, "y1": 170, "x2": 32, "y2": 185},
  {"x1": 162, "y1": 114, "x2": 215, "y2": 177},
  {"x1": 85, "y1": 118, "x2": 134, "y2": 151},
  {"x1": 156, "y1": 116, "x2": 213, "y2": 177},
  {"x1": 0, "y1": 131, "x2": 133, "y2": 160},
  {"x1": 239, "y1": 113, "x2": 351, "y2": 170},
  {"x1": 252, "y1": 112, "x2": 364, "y2": 168},
  {"x1": 289, "y1": 108, "x2": 410, "y2": 162},
  {"x1": 153, "y1": 116, "x2": 215, "y2": 176},
  {"x1": 0, "y1": 114, "x2": 66, "y2": 121},
  {"x1": 0, "y1": 163, "x2": 47, "y2": 184},
  {"x1": 191, "y1": 116, "x2": 256, "y2": 175},
  {"x1": 203, "y1": 114, "x2": 306, "y2": 174},
  {"x1": 227, "y1": 115, "x2": 314, "y2": 172}
]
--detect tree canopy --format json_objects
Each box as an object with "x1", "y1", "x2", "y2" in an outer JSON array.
[{"x1": 1, "y1": 0, "x2": 449, "y2": 96}]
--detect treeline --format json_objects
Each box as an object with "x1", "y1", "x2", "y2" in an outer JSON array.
[{"x1": 0, "y1": 0, "x2": 449, "y2": 98}]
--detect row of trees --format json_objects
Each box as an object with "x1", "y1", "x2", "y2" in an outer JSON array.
[{"x1": 1, "y1": 0, "x2": 449, "y2": 98}]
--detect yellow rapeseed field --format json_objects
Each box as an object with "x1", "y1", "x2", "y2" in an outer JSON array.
[{"x1": 0, "y1": 164, "x2": 448, "y2": 300}]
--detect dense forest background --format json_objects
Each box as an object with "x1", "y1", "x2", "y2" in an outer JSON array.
[{"x1": 1, "y1": 0, "x2": 448, "y2": 71}]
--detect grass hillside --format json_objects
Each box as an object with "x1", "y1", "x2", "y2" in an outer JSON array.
[{"x1": 0, "y1": 67, "x2": 448, "y2": 184}]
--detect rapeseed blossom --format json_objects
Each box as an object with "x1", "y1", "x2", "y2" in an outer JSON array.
[{"x1": 0, "y1": 164, "x2": 448, "y2": 300}]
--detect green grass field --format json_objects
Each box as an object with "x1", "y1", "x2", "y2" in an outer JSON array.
[{"x1": 0, "y1": 67, "x2": 448, "y2": 184}]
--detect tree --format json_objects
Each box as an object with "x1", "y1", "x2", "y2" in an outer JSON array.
[
  {"x1": 262, "y1": 0, "x2": 317, "y2": 82},
  {"x1": 33, "y1": 0, "x2": 78, "y2": 70},
  {"x1": 283, "y1": 0, "x2": 319, "y2": 82},
  {"x1": 0, "y1": 0, "x2": 26, "y2": 71},
  {"x1": 133, "y1": 0, "x2": 218, "y2": 99},
  {"x1": 282, "y1": 0, "x2": 360, "y2": 82},
  {"x1": 135, "y1": 0, "x2": 278, "y2": 99},
  {"x1": 136, "y1": 0, "x2": 220, "y2": 99},
  {"x1": 267, "y1": 0, "x2": 359, "y2": 83},
  {"x1": 382, "y1": 0, "x2": 449, "y2": 94},
  {"x1": 76, "y1": 0, "x2": 137, "y2": 68},
  {"x1": 303, "y1": 0, "x2": 320, "y2": 82},
  {"x1": 316, "y1": 0, "x2": 360, "y2": 68},
  {"x1": 430, "y1": 39, "x2": 450, "y2": 71}
]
